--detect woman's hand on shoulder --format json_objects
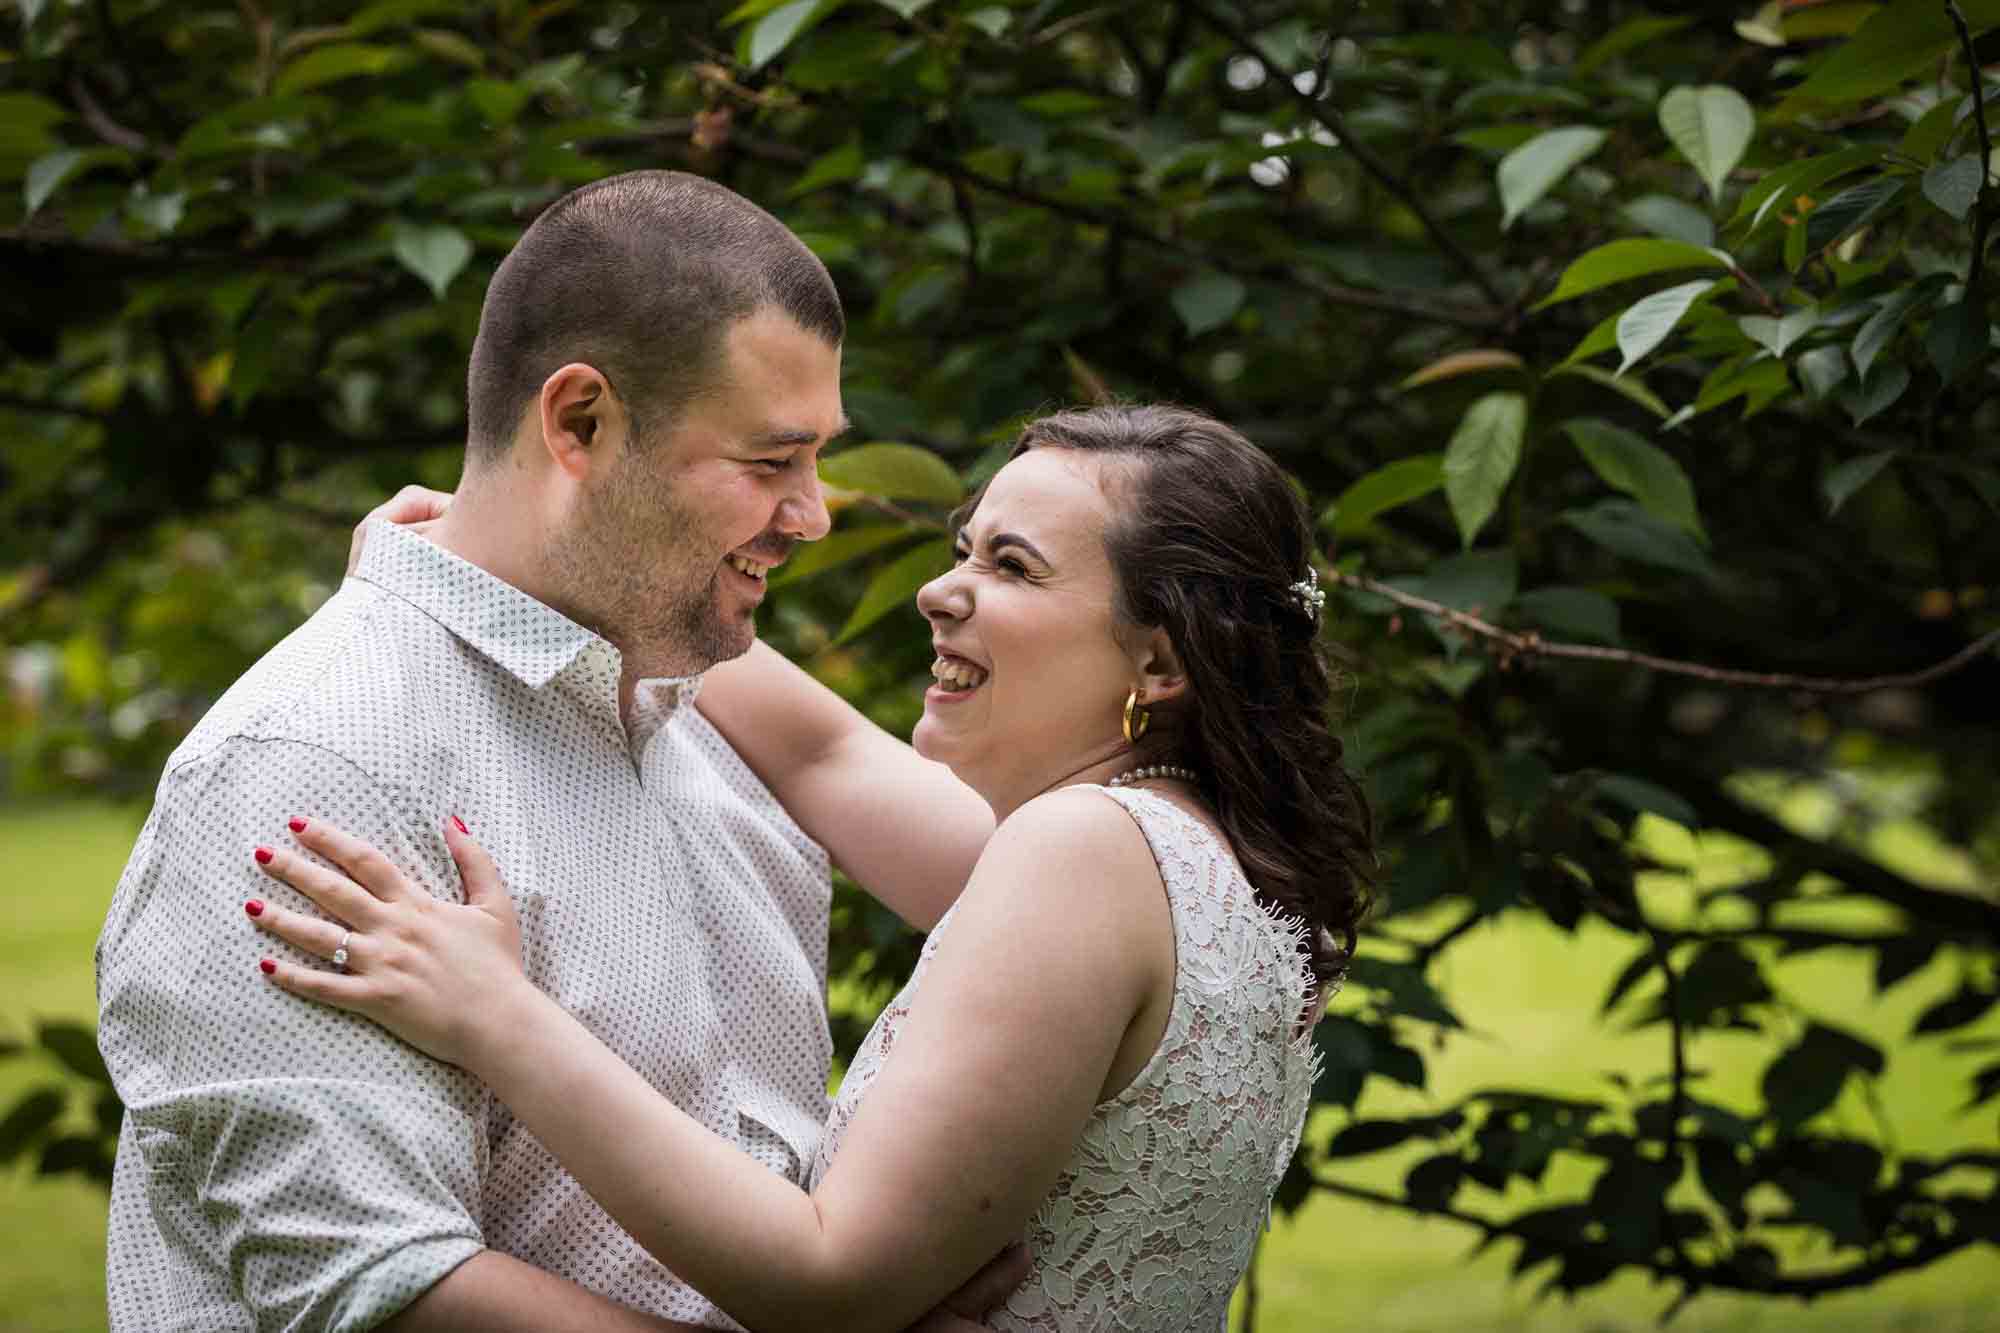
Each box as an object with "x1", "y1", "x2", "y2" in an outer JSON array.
[
  {"x1": 347, "y1": 484, "x2": 454, "y2": 576},
  {"x1": 246, "y1": 814, "x2": 532, "y2": 1070}
]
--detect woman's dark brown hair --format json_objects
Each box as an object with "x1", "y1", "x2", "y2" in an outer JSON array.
[{"x1": 996, "y1": 404, "x2": 1375, "y2": 985}]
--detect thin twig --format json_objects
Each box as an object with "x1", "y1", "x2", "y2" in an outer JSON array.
[
  {"x1": 1187, "y1": 1, "x2": 1507, "y2": 307},
  {"x1": 1947, "y1": 2, "x2": 1995, "y2": 305},
  {"x1": 1331, "y1": 568, "x2": 2000, "y2": 694}
]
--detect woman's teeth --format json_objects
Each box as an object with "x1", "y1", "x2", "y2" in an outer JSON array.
[
  {"x1": 931, "y1": 656, "x2": 989, "y2": 691},
  {"x1": 726, "y1": 554, "x2": 769, "y2": 581}
]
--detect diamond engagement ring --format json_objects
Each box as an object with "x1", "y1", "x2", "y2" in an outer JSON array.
[{"x1": 331, "y1": 931, "x2": 352, "y2": 971}]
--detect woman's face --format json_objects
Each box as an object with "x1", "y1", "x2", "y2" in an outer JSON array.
[{"x1": 912, "y1": 448, "x2": 1138, "y2": 809}]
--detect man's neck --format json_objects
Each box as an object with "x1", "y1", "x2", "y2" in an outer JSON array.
[{"x1": 429, "y1": 486, "x2": 554, "y2": 609}]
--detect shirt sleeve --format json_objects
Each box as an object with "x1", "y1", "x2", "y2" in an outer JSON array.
[{"x1": 99, "y1": 736, "x2": 489, "y2": 1333}]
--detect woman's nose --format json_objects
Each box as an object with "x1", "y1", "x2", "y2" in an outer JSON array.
[{"x1": 916, "y1": 567, "x2": 966, "y2": 622}]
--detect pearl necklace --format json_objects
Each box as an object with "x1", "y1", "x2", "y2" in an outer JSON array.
[{"x1": 1107, "y1": 764, "x2": 1200, "y2": 788}]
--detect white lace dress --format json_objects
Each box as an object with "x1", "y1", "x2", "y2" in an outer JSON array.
[{"x1": 806, "y1": 785, "x2": 1323, "y2": 1332}]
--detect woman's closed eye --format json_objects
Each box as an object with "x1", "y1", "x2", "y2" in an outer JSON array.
[{"x1": 953, "y1": 544, "x2": 1031, "y2": 578}]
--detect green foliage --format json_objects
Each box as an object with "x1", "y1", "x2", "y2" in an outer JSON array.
[{"x1": 3, "y1": 0, "x2": 1998, "y2": 1318}]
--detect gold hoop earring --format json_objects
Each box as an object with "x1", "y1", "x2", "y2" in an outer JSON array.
[{"x1": 1122, "y1": 689, "x2": 1151, "y2": 744}]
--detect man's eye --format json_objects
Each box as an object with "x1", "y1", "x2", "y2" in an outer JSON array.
[
  {"x1": 997, "y1": 557, "x2": 1029, "y2": 576},
  {"x1": 754, "y1": 457, "x2": 790, "y2": 473},
  {"x1": 952, "y1": 546, "x2": 971, "y2": 564}
]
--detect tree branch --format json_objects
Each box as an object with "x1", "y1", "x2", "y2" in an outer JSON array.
[
  {"x1": 906, "y1": 150, "x2": 1504, "y2": 329},
  {"x1": 1186, "y1": 1, "x2": 1507, "y2": 308},
  {"x1": 1948, "y1": 1, "x2": 1995, "y2": 311},
  {"x1": 1329, "y1": 568, "x2": 2000, "y2": 695}
]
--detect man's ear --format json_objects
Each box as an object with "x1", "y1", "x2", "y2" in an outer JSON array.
[
  {"x1": 535, "y1": 363, "x2": 626, "y2": 481},
  {"x1": 1133, "y1": 626, "x2": 1189, "y2": 705}
]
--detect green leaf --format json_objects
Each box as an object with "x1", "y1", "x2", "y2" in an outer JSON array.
[
  {"x1": 1926, "y1": 298, "x2": 1988, "y2": 383},
  {"x1": 37, "y1": 1021, "x2": 110, "y2": 1085},
  {"x1": 1775, "y1": 0, "x2": 2000, "y2": 117},
  {"x1": 1561, "y1": 419, "x2": 1704, "y2": 539},
  {"x1": 819, "y1": 442, "x2": 962, "y2": 503},
  {"x1": 746, "y1": 0, "x2": 838, "y2": 71},
  {"x1": 1516, "y1": 587, "x2": 1621, "y2": 645},
  {"x1": 24, "y1": 147, "x2": 130, "y2": 215},
  {"x1": 390, "y1": 222, "x2": 473, "y2": 299},
  {"x1": 1659, "y1": 85, "x2": 1756, "y2": 201},
  {"x1": 1617, "y1": 278, "x2": 1720, "y2": 373},
  {"x1": 0, "y1": 92, "x2": 67, "y2": 158},
  {"x1": 274, "y1": 42, "x2": 411, "y2": 95},
  {"x1": 127, "y1": 186, "x2": 187, "y2": 235},
  {"x1": 1401, "y1": 349, "x2": 1525, "y2": 389},
  {"x1": 1442, "y1": 392, "x2": 1527, "y2": 547},
  {"x1": 1823, "y1": 451, "x2": 1896, "y2": 515},
  {"x1": 1562, "y1": 498, "x2": 1717, "y2": 578},
  {"x1": 1576, "y1": 15, "x2": 1696, "y2": 75},
  {"x1": 1921, "y1": 154, "x2": 1985, "y2": 220},
  {"x1": 0, "y1": 1087, "x2": 66, "y2": 1165},
  {"x1": 1498, "y1": 126, "x2": 1608, "y2": 229},
  {"x1": 1802, "y1": 175, "x2": 1907, "y2": 258},
  {"x1": 1593, "y1": 773, "x2": 1698, "y2": 826},
  {"x1": 1852, "y1": 279, "x2": 1943, "y2": 379},
  {"x1": 963, "y1": 6, "x2": 1009, "y2": 39},
  {"x1": 769, "y1": 524, "x2": 917, "y2": 588},
  {"x1": 1555, "y1": 363, "x2": 1672, "y2": 420},
  {"x1": 1838, "y1": 361, "x2": 1911, "y2": 425},
  {"x1": 1537, "y1": 239, "x2": 1731, "y2": 310},
  {"x1": 874, "y1": 0, "x2": 934, "y2": 16},
  {"x1": 788, "y1": 136, "x2": 864, "y2": 197},
  {"x1": 1737, "y1": 306, "x2": 1820, "y2": 358},
  {"x1": 1912, "y1": 984, "x2": 1998, "y2": 1034},
  {"x1": 1326, "y1": 455, "x2": 1445, "y2": 535},
  {"x1": 1731, "y1": 144, "x2": 1886, "y2": 233},
  {"x1": 1762, "y1": 1022, "x2": 1883, "y2": 1132},
  {"x1": 1795, "y1": 344, "x2": 1852, "y2": 401},
  {"x1": 1901, "y1": 94, "x2": 1966, "y2": 163},
  {"x1": 1344, "y1": 958, "x2": 1465, "y2": 1028},
  {"x1": 835, "y1": 537, "x2": 952, "y2": 643},
  {"x1": 1018, "y1": 90, "x2": 1108, "y2": 117},
  {"x1": 1170, "y1": 271, "x2": 1247, "y2": 336},
  {"x1": 1620, "y1": 194, "x2": 1716, "y2": 247}
]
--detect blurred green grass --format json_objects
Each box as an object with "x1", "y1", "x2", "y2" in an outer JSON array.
[{"x1": 3, "y1": 803, "x2": 1994, "y2": 1333}]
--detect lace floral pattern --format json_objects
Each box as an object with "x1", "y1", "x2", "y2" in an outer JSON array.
[{"x1": 808, "y1": 786, "x2": 1325, "y2": 1332}]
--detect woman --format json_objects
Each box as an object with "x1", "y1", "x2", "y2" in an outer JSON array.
[{"x1": 247, "y1": 405, "x2": 1373, "y2": 1331}]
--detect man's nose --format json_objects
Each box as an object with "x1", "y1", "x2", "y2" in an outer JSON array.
[{"x1": 780, "y1": 468, "x2": 832, "y2": 542}]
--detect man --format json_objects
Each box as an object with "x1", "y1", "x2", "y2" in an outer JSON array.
[{"x1": 97, "y1": 171, "x2": 1001, "y2": 1332}]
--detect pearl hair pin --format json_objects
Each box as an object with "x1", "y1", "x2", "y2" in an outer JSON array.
[{"x1": 1107, "y1": 765, "x2": 1200, "y2": 788}]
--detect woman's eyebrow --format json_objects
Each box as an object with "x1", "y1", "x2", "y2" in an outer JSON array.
[{"x1": 987, "y1": 531, "x2": 1049, "y2": 563}]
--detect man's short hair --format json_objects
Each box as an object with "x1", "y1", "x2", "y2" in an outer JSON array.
[{"x1": 465, "y1": 170, "x2": 844, "y2": 461}]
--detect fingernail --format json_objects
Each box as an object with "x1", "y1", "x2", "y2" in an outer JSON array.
[
  {"x1": 254, "y1": 847, "x2": 273, "y2": 865},
  {"x1": 451, "y1": 814, "x2": 469, "y2": 834},
  {"x1": 259, "y1": 958, "x2": 276, "y2": 975},
  {"x1": 288, "y1": 818, "x2": 307, "y2": 833},
  {"x1": 245, "y1": 900, "x2": 264, "y2": 918}
]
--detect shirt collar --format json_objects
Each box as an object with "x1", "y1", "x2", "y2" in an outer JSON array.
[
  {"x1": 349, "y1": 520, "x2": 708, "y2": 727},
  {"x1": 348, "y1": 518, "x2": 604, "y2": 690}
]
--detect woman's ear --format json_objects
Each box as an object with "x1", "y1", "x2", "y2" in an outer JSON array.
[{"x1": 1133, "y1": 626, "x2": 1189, "y2": 705}]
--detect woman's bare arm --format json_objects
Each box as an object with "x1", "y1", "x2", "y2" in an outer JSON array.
[
  {"x1": 697, "y1": 639, "x2": 993, "y2": 930},
  {"x1": 451, "y1": 789, "x2": 1169, "y2": 1333}
]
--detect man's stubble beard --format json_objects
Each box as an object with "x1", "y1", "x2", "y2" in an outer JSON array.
[{"x1": 544, "y1": 454, "x2": 753, "y2": 680}]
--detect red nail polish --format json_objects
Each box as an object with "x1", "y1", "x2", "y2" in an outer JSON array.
[
  {"x1": 288, "y1": 818, "x2": 307, "y2": 833},
  {"x1": 451, "y1": 814, "x2": 469, "y2": 834},
  {"x1": 259, "y1": 958, "x2": 276, "y2": 975},
  {"x1": 254, "y1": 847, "x2": 273, "y2": 865},
  {"x1": 245, "y1": 900, "x2": 264, "y2": 917}
]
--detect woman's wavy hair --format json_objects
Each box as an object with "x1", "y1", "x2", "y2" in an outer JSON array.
[{"x1": 989, "y1": 403, "x2": 1376, "y2": 985}]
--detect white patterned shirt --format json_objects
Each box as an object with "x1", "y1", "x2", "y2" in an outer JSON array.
[{"x1": 97, "y1": 520, "x2": 833, "y2": 1333}]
